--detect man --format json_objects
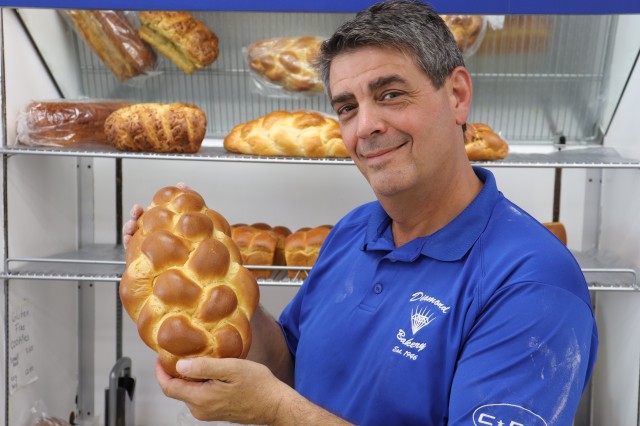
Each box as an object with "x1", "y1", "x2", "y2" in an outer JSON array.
[{"x1": 126, "y1": 1, "x2": 598, "y2": 424}]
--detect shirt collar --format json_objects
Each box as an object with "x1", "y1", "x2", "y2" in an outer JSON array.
[{"x1": 362, "y1": 167, "x2": 501, "y2": 261}]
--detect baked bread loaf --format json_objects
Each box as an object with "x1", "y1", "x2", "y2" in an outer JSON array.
[
  {"x1": 16, "y1": 100, "x2": 130, "y2": 147},
  {"x1": 63, "y1": 10, "x2": 156, "y2": 81},
  {"x1": 231, "y1": 225, "x2": 280, "y2": 279},
  {"x1": 139, "y1": 11, "x2": 219, "y2": 75},
  {"x1": 543, "y1": 222, "x2": 567, "y2": 245},
  {"x1": 224, "y1": 110, "x2": 348, "y2": 158},
  {"x1": 284, "y1": 225, "x2": 332, "y2": 279},
  {"x1": 464, "y1": 123, "x2": 509, "y2": 161},
  {"x1": 104, "y1": 103, "x2": 207, "y2": 153},
  {"x1": 250, "y1": 223, "x2": 292, "y2": 266},
  {"x1": 247, "y1": 36, "x2": 324, "y2": 93},
  {"x1": 120, "y1": 186, "x2": 259, "y2": 378},
  {"x1": 442, "y1": 15, "x2": 486, "y2": 57}
]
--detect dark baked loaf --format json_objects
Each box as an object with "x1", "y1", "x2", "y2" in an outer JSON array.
[
  {"x1": 63, "y1": 10, "x2": 156, "y2": 81},
  {"x1": 104, "y1": 103, "x2": 207, "y2": 153},
  {"x1": 139, "y1": 11, "x2": 219, "y2": 74},
  {"x1": 16, "y1": 100, "x2": 130, "y2": 147}
]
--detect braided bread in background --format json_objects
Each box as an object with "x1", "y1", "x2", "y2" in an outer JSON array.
[
  {"x1": 247, "y1": 36, "x2": 324, "y2": 93},
  {"x1": 223, "y1": 110, "x2": 349, "y2": 158},
  {"x1": 120, "y1": 186, "x2": 259, "y2": 378}
]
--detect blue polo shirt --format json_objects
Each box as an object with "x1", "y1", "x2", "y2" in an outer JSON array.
[{"x1": 279, "y1": 167, "x2": 597, "y2": 426}]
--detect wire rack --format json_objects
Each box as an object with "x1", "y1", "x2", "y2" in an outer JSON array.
[{"x1": 68, "y1": 12, "x2": 617, "y2": 144}]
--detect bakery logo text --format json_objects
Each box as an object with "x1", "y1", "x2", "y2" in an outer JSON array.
[{"x1": 391, "y1": 292, "x2": 451, "y2": 361}]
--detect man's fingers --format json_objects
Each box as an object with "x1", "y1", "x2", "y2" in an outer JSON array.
[
  {"x1": 129, "y1": 204, "x2": 144, "y2": 220},
  {"x1": 176, "y1": 182, "x2": 190, "y2": 190},
  {"x1": 176, "y1": 357, "x2": 243, "y2": 382}
]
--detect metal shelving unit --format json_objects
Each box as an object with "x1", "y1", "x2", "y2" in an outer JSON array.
[
  {"x1": 2, "y1": 144, "x2": 640, "y2": 168},
  {"x1": 1, "y1": 242, "x2": 638, "y2": 292}
]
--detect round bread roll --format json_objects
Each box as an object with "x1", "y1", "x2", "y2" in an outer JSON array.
[
  {"x1": 464, "y1": 123, "x2": 509, "y2": 161},
  {"x1": 230, "y1": 224, "x2": 279, "y2": 279},
  {"x1": 284, "y1": 225, "x2": 332, "y2": 279},
  {"x1": 120, "y1": 186, "x2": 259, "y2": 378}
]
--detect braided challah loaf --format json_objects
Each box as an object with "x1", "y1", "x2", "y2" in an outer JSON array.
[
  {"x1": 223, "y1": 110, "x2": 349, "y2": 158},
  {"x1": 105, "y1": 103, "x2": 207, "y2": 153},
  {"x1": 247, "y1": 36, "x2": 324, "y2": 93},
  {"x1": 120, "y1": 186, "x2": 259, "y2": 378}
]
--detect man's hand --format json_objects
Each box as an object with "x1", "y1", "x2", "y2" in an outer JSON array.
[
  {"x1": 155, "y1": 357, "x2": 287, "y2": 425},
  {"x1": 122, "y1": 204, "x2": 143, "y2": 248},
  {"x1": 122, "y1": 182, "x2": 190, "y2": 248}
]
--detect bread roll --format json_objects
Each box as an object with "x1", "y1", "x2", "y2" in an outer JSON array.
[
  {"x1": 543, "y1": 222, "x2": 567, "y2": 245},
  {"x1": 284, "y1": 225, "x2": 332, "y2": 279},
  {"x1": 247, "y1": 36, "x2": 324, "y2": 93},
  {"x1": 16, "y1": 100, "x2": 130, "y2": 147},
  {"x1": 464, "y1": 123, "x2": 509, "y2": 161},
  {"x1": 247, "y1": 223, "x2": 292, "y2": 266},
  {"x1": 120, "y1": 186, "x2": 259, "y2": 378},
  {"x1": 139, "y1": 11, "x2": 219, "y2": 75},
  {"x1": 104, "y1": 103, "x2": 207, "y2": 153},
  {"x1": 230, "y1": 225, "x2": 280, "y2": 279},
  {"x1": 63, "y1": 10, "x2": 156, "y2": 81},
  {"x1": 224, "y1": 110, "x2": 348, "y2": 158}
]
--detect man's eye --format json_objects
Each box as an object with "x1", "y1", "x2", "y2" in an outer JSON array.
[
  {"x1": 382, "y1": 91, "x2": 402, "y2": 100},
  {"x1": 337, "y1": 105, "x2": 356, "y2": 115}
]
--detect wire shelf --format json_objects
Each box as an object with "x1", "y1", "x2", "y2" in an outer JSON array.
[{"x1": 2, "y1": 244, "x2": 637, "y2": 291}]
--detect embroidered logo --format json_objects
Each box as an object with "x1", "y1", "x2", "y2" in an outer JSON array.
[
  {"x1": 390, "y1": 291, "x2": 451, "y2": 361},
  {"x1": 411, "y1": 306, "x2": 436, "y2": 335}
]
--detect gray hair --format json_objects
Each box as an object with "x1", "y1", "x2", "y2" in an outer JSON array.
[{"x1": 317, "y1": 0, "x2": 464, "y2": 97}]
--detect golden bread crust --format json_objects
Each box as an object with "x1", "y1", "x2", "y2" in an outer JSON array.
[
  {"x1": 139, "y1": 11, "x2": 219, "y2": 74},
  {"x1": 464, "y1": 122, "x2": 509, "y2": 161},
  {"x1": 223, "y1": 110, "x2": 348, "y2": 158},
  {"x1": 105, "y1": 103, "x2": 207, "y2": 153},
  {"x1": 248, "y1": 36, "x2": 324, "y2": 92},
  {"x1": 120, "y1": 186, "x2": 258, "y2": 378}
]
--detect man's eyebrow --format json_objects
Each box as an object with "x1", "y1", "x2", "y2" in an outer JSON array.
[
  {"x1": 330, "y1": 92, "x2": 355, "y2": 108},
  {"x1": 369, "y1": 74, "x2": 408, "y2": 92},
  {"x1": 330, "y1": 75, "x2": 409, "y2": 107}
]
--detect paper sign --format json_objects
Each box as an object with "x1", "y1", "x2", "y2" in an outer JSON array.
[{"x1": 9, "y1": 297, "x2": 38, "y2": 394}]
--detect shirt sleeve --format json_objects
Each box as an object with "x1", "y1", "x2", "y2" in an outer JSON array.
[{"x1": 448, "y1": 282, "x2": 598, "y2": 426}]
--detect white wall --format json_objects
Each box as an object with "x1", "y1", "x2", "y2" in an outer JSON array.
[
  {"x1": 3, "y1": 9, "x2": 80, "y2": 426},
  {"x1": 590, "y1": 40, "x2": 640, "y2": 426}
]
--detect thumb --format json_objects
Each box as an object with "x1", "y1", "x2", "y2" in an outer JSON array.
[{"x1": 176, "y1": 357, "x2": 242, "y2": 381}]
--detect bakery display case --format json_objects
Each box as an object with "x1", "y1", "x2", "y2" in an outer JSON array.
[{"x1": 1, "y1": 1, "x2": 640, "y2": 425}]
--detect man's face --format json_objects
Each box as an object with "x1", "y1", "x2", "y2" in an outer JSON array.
[{"x1": 329, "y1": 46, "x2": 465, "y2": 198}]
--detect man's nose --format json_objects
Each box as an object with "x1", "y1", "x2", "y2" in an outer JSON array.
[{"x1": 356, "y1": 103, "x2": 386, "y2": 139}]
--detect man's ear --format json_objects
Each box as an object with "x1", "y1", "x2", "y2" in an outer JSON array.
[{"x1": 448, "y1": 66, "x2": 473, "y2": 126}]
